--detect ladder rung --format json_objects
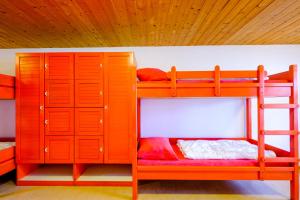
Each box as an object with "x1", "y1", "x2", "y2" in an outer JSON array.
[
  {"x1": 263, "y1": 130, "x2": 298, "y2": 135},
  {"x1": 261, "y1": 104, "x2": 298, "y2": 109},
  {"x1": 264, "y1": 157, "x2": 298, "y2": 163}
]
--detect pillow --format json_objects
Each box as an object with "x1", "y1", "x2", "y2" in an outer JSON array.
[
  {"x1": 137, "y1": 68, "x2": 169, "y2": 81},
  {"x1": 138, "y1": 137, "x2": 178, "y2": 160}
]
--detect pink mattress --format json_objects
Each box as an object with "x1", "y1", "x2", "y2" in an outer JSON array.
[{"x1": 138, "y1": 140, "x2": 288, "y2": 167}]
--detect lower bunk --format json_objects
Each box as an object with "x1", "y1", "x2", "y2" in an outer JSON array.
[
  {"x1": 0, "y1": 138, "x2": 15, "y2": 176},
  {"x1": 133, "y1": 138, "x2": 299, "y2": 200}
]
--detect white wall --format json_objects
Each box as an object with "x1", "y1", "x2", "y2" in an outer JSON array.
[{"x1": 0, "y1": 46, "x2": 299, "y2": 153}]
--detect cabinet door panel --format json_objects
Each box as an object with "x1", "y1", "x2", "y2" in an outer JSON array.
[
  {"x1": 45, "y1": 53, "x2": 74, "y2": 80},
  {"x1": 16, "y1": 53, "x2": 44, "y2": 163},
  {"x1": 75, "y1": 108, "x2": 103, "y2": 135},
  {"x1": 45, "y1": 80, "x2": 74, "y2": 107},
  {"x1": 75, "y1": 80, "x2": 103, "y2": 107},
  {"x1": 45, "y1": 136, "x2": 74, "y2": 163},
  {"x1": 104, "y1": 53, "x2": 136, "y2": 164},
  {"x1": 45, "y1": 108, "x2": 74, "y2": 135},
  {"x1": 75, "y1": 136, "x2": 103, "y2": 163},
  {"x1": 75, "y1": 53, "x2": 103, "y2": 80}
]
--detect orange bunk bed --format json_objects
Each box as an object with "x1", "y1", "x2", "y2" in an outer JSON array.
[
  {"x1": 133, "y1": 65, "x2": 299, "y2": 200},
  {"x1": 0, "y1": 74, "x2": 16, "y2": 176}
]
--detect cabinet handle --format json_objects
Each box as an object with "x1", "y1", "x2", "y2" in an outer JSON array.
[
  {"x1": 104, "y1": 105, "x2": 108, "y2": 110},
  {"x1": 45, "y1": 64, "x2": 48, "y2": 70},
  {"x1": 45, "y1": 91, "x2": 48, "y2": 96},
  {"x1": 99, "y1": 119, "x2": 103, "y2": 124},
  {"x1": 45, "y1": 120, "x2": 48, "y2": 125},
  {"x1": 45, "y1": 147, "x2": 48, "y2": 153},
  {"x1": 99, "y1": 147, "x2": 103, "y2": 152},
  {"x1": 40, "y1": 106, "x2": 44, "y2": 110},
  {"x1": 99, "y1": 91, "x2": 103, "y2": 96},
  {"x1": 100, "y1": 64, "x2": 103, "y2": 68}
]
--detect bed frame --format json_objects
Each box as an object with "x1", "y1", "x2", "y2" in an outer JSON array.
[
  {"x1": 0, "y1": 74, "x2": 15, "y2": 176},
  {"x1": 133, "y1": 65, "x2": 299, "y2": 200},
  {"x1": 0, "y1": 138, "x2": 15, "y2": 176}
]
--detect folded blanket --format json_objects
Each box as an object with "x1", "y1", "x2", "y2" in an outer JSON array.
[{"x1": 177, "y1": 140, "x2": 276, "y2": 159}]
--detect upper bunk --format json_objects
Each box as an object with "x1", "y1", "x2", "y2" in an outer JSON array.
[
  {"x1": 137, "y1": 65, "x2": 297, "y2": 98},
  {"x1": 0, "y1": 74, "x2": 15, "y2": 99}
]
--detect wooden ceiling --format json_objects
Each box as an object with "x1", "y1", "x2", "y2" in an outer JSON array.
[{"x1": 0, "y1": 0, "x2": 300, "y2": 48}]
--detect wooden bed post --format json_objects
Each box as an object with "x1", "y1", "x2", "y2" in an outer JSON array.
[
  {"x1": 257, "y1": 65, "x2": 265, "y2": 180},
  {"x1": 131, "y1": 64, "x2": 138, "y2": 200},
  {"x1": 246, "y1": 98, "x2": 252, "y2": 140},
  {"x1": 289, "y1": 65, "x2": 299, "y2": 200}
]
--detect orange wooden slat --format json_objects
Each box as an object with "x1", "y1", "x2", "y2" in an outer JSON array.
[
  {"x1": 220, "y1": 70, "x2": 258, "y2": 78},
  {"x1": 261, "y1": 104, "x2": 298, "y2": 109},
  {"x1": 264, "y1": 157, "x2": 298, "y2": 163},
  {"x1": 263, "y1": 130, "x2": 298, "y2": 135}
]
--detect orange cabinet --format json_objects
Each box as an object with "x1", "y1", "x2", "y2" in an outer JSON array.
[
  {"x1": 75, "y1": 108, "x2": 103, "y2": 135},
  {"x1": 104, "y1": 53, "x2": 136, "y2": 164},
  {"x1": 45, "y1": 108, "x2": 74, "y2": 135},
  {"x1": 75, "y1": 80, "x2": 103, "y2": 107},
  {"x1": 75, "y1": 136, "x2": 103, "y2": 163},
  {"x1": 45, "y1": 53, "x2": 74, "y2": 80},
  {"x1": 45, "y1": 80, "x2": 74, "y2": 107},
  {"x1": 16, "y1": 53, "x2": 45, "y2": 163},
  {"x1": 75, "y1": 53, "x2": 103, "y2": 80},
  {"x1": 45, "y1": 136, "x2": 74, "y2": 163}
]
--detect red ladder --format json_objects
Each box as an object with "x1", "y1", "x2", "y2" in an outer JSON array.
[{"x1": 257, "y1": 65, "x2": 299, "y2": 200}]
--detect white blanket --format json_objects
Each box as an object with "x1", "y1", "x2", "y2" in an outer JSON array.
[
  {"x1": 0, "y1": 142, "x2": 15, "y2": 151},
  {"x1": 177, "y1": 140, "x2": 276, "y2": 159}
]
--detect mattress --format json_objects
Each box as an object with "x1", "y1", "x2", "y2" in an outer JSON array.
[{"x1": 138, "y1": 140, "x2": 286, "y2": 167}]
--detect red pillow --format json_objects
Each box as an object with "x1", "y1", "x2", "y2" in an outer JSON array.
[
  {"x1": 138, "y1": 137, "x2": 178, "y2": 160},
  {"x1": 137, "y1": 68, "x2": 169, "y2": 81}
]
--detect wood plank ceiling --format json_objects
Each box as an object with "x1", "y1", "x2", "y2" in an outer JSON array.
[{"x1": 0, "y1": 0, "x2": 299, "y2": 48}]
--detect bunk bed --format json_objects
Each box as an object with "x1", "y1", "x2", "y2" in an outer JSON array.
[
  {"x1": 133, "y1": 65, "x2": 299, "y2": 200},
  {"x1": 0, "y1": 74, "x2": 15, "y2": 176}
]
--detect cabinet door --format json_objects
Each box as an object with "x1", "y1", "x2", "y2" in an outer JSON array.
[
  {"x1": 75, "y1": 53, "x2": 103, "y2": 80},
  {"x1": 45, "y1": 108, "x2": 74, "y2": 135},
  {"x1": 75, "y1": 108, "x2": 103, "y2": 135},
  {"x1": 45, "y1": 136, "x2": 74, "y2": 163},
  {"x1": 45, "y1": 80, "x2": 74, "y2": 107},
  {"x1": 75, "y1": 80, "x2": 103, "y2": 107},
  {"x1": 104, "y1": 53, "x2": 136, "y2": 163},
  {"x1": 16, "y1": 53, "x2": 44, "y2": 163},
  {"x1": 45, "y1": 53, "x2": 74, "y2": 80},
  {"x1": 75, "y1": 136, "x2": 103, "y2": 163}
]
